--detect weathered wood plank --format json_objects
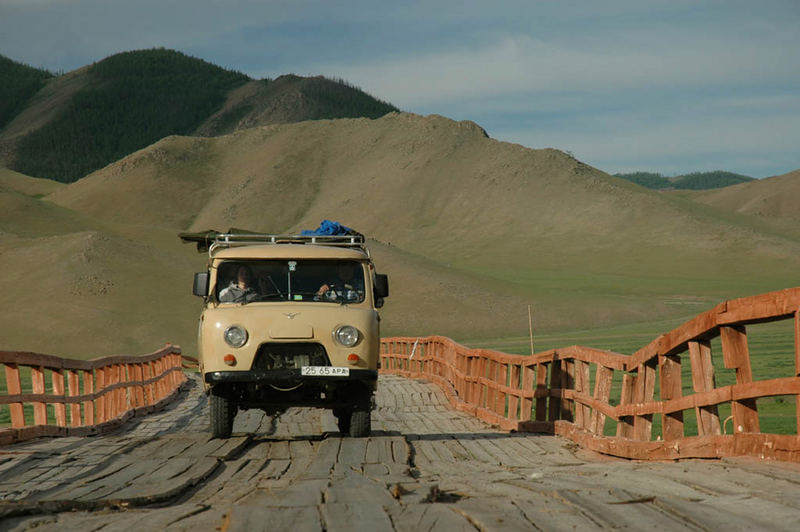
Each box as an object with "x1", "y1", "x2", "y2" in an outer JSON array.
[
  {"x1": 386, "y1": 504, "x2": 476, "y2": 532},
  {"x1": 688, "y1": 339, "x2": 722, "y2": 436},
  {"x1": 227, "y1": 506, "x2": 322, "y2": 532},
  {"x1": 4, "y1": 363, "x2": 25, "y2": 428},
  {"x1": 720, "y1": 325, "x2": 760, "y2": 433},
  {"x1": 617, "y1": 372, "x2": 636, "y2": 438},
  {"x1": 573, "y1": 360, "x2": 591, "y2": 430},
  {"x1": 660, "y1": 354, "x2": 684, "y2": 440},
  {"x1": 589, "y1": 365, "x2": 613, "y2": 435},
  {"x1": 633, "y1": 360, "x2": 656, "y2": 441}
]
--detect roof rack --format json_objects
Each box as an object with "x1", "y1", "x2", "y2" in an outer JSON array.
[{"x1": 179, "y1": 230, "x2": 368, "y2": 255}]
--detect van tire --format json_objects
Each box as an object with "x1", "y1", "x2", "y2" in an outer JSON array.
[
  {"x1": 335, "y1": 409, "x2": 351, "y2": 434},
  {"x1": 349, "y1": 409, "x2": 371, "y2": 438},
  {"x1": 210, "y1": 388, "x2": 235, "y2": 439}
]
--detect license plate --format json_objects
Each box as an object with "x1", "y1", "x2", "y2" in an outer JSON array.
[{"x1": 301, "y1": 366, "x2": 350, "y2": 377}]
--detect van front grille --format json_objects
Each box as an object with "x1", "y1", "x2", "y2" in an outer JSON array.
[{"x1": 252, "y1": 343, "x2": 330, "y2": 371}]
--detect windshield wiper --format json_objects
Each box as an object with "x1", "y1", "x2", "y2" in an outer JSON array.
[{"x1": 266, "y1": 275, "x2": 284, "y2": 298}]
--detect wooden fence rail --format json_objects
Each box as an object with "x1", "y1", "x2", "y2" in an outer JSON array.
[
  {"x1": 0, "y1": 344, "x2": 186, "y2": 445},
  {"x1": 380, "y1": 287, "x2": 800, "y2": 462}
]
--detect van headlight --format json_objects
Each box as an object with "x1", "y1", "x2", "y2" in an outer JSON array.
[
  {"x1": 334, "y1": 325, "x2": 360, "y2": 347},
  {"x1": 224, "y1": 325, "x2": 248, "y2": 348}
]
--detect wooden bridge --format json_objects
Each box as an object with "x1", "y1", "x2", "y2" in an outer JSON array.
[{"x1": 2, "y1": 288, "x2": 800, "y2": 530}]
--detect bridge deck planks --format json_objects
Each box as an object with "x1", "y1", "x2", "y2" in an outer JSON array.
[{"x1": 2, "y1": 374, "x2": 800, "y2": 531}]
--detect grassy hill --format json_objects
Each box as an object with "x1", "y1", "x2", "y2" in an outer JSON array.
[
  {"x1": 0, "y1": 49, "x2": 398, "y2": 184},
  {"x1": 687, "y1": 169, "x2": 800, "y2": 221},
  {"x1": 0, "y1": 169, "x2": 205, "y2": 356},
  {"x1": 615, "y1": 170, "x2": 754, "y2": 190},
  {"x1": 10, "y1": 112, "x2": 791, "y2": 358}
]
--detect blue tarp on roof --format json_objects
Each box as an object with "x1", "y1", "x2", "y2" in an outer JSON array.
[{"x1": 301, "y1": 220, "x2": 355, "y2": 236}]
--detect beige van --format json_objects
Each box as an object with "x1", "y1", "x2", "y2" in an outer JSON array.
[{"x1": 182, "y1": 231, "x2": 389, "y2": 438}]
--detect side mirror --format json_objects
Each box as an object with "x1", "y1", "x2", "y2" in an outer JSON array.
[
  {"x1": 374, "y1": 274, "x2": 389, "y2": 299},
  {"x1": 193, "y1": 272, "x2": 209, "y2": 297}
]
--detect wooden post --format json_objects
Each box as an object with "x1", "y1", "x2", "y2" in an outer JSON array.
[
  {"x1": 536, "y1": 363, "x2": 548, "y2": 422},
  {"x1": 143, "y1": 361, "x2": 154, "y2": 405},
  {"x1": 83, "y1": 370, "x2": 95, "y2": 425},
  {"x1": 573, "y1": 360, "x2": 591, "y2": 429},
  {"x1": 125, "y1": 363, "x2": 134, "y2": 410},
  {"x1": 52, "y1": 368, "x2": 67, "y2": 427},
  {"x1": 560, "y1": 360, "x2": 574, "y2": 421},
  {"x1": 151, "y1": 360, "x2": 161, "y2": 402},
  {"x1": 67, "y1": 370, "x2": 82, "y2": 426},
  {"x1": 170, "y1": 353, "x2": 180, "y2": 388},
  {"x1": 486, "y1": 360, "x2": 497, "y2": 412},
  {"x1": 135, "y1": 363, "x2": 146, "y2": 407},
  {"x1": 4, "y1": 363, "x2": 25, "y2": 428},
  {"x1": 495, "y1": 362, "x2": 508, "y2": 416},
  {"x1": 470, "y1": 356, "x2": 481, "y2": 405},
  {"x1": 633, "y1": 360, "x2": 656, "y2": 441},
  {"x1": 509, "y1": 364, "x2": 521, "y2": 420},
  {"x1": 96, "y1": 367, "x2": 106, "y2": 423},
  {"x1": 688, "y1": 340, "x2": 721, "y2": 436},
  {"x1": 119, "y1": 364, "x2": 129, "y2": 414},
  {"x1": 106, "y1": 364, "x2": 118, "y2": 420},
  {"x1": 659, "y1": 354, "x2": 683, "y2": 440},
  {"x1": 477, "y1": 355, "x2": 487, "y2": 408},
  {"x1": 720, "y1": 325, "x2": 760, "y2": 433},
  {"x1": 31, "y1": 366, "x2": 47, "y2": 426},
  {"x1": 617, "y1": 373, "x2": 636, "y2": 438},
  {"x1": 548, "y1": 360, "x2": 563, "y2": 421},
  {"x1": 590, "y1": 365, "x2": 614, "y2": 435},
  {"x1": 455, "y1": 347, "x2": 464, "y2": 398},
  {"x1": 521, "y1": 364, "x2": 536, "y2": 421}
]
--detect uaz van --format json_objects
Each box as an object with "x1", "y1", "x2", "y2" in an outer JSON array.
[{"x1": 181, "y1": 231, "x2": 388, "y2": 438}]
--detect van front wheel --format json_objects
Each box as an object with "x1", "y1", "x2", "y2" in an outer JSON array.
[
  {"x1": 209, "y1": 387, "x2": 235, "y2": 439},
  {"x1": 349, "y1": 409, "x2": 371, "y2": 438}
]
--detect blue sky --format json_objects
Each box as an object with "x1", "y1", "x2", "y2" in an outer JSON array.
[{"x1": 1, "y1": 0, "x2": 798, "y2": 178}]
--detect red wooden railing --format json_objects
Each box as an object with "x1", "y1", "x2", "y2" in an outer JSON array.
[
  {"x1": 0, "y1": 344, "x2": 188, "y2": 445},
  {"x1": 381, "y1": 287, "x2": 800, "y2": 462}
]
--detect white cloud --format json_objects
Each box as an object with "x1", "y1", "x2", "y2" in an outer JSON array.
[{"x1": 317, "y1": 33, "x2": 800, "y2": 109}]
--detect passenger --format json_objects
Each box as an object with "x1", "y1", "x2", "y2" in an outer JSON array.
[
  {"x1": 219, "y1": 265, "x2": 259, "y2": 303},
  {"x1": 315, "y1": 263, "x2": 364, "y2": 302}
]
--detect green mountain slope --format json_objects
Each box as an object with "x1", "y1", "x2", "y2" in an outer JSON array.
[
  {"x1": 1, "y1": 49, "x2": 399, "y2": 184},
  {"x1": 615, "y1": 170, "x2": 754, "y2": 190},
  {"x1": 10, "y1": 49, "x2": 250, "y2": 182},
  {"x1": 0, "y1": 55, "x2": 53, "y2": 129}
]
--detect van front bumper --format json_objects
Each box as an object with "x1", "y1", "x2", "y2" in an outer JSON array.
[{"x1": 204, "y1": 368, "x2": 378, "y2": 384}]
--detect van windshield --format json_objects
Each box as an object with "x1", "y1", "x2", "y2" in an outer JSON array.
[{"x1": 215, "y1": 260, "x2": 365, "y2": 304}]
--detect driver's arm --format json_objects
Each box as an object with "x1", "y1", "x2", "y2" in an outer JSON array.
[{"x1": 316, "y1": 283, "x2": 332, "y2": 297}]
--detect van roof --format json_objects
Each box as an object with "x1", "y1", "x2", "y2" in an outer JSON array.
[{"x1": 212, "y1": 244, "x2": 369, "y2": 261}]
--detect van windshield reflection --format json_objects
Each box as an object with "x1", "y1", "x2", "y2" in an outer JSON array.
[{"x1": 215, "y1": 260, "x2": 365, "y2": 304}]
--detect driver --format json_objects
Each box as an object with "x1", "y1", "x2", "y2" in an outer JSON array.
[
  {"x1": 219, "y1": 264, "x2": 259, "y2": 303},
  {"x1": 315, "y1": 263, "x2": 364, "y2": 302}
]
